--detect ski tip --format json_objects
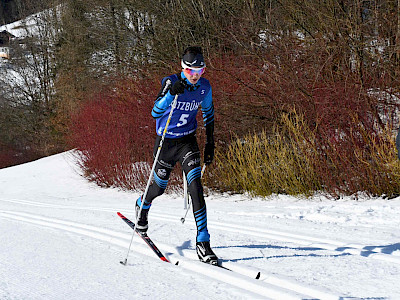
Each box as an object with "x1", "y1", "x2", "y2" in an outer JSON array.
[
  {"x1": 255, "y1": 272, "x2": 261, "y2": 280},
  {"x1": 175, "y1": 261, "x2": 179, "y2": 266},
  {"x1": 161, "y1": 257, "x2": 170, "y2": 263},
  {"x1": 117, "y1": 212, "x2": 125, "y2": 218}
]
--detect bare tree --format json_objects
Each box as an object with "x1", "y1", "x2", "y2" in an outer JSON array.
[{"x1": 0, "y1": 2, "x2": 61, "y2": 157}]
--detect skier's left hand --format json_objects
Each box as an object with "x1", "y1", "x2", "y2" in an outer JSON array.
[{"x1": 204, "y1": 142, "x2": 215, "y2": 165}]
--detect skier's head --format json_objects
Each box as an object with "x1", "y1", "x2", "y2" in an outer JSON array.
[{"x1": 181, "y1": 46, "x2": 205, "y2": 84}]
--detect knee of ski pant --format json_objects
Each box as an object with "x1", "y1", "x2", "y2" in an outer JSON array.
[
  {"x1": 186, "y1": 166, "x2": 202, "y2": 186},
  {"x1": 153, "y1": 170, "x2": 169, "y2": 191}
]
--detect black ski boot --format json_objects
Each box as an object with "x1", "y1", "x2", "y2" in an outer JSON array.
[
  {"x1": 135, "y1": 198, "x2": 149, "y2": 233},
  {"x1": 196, "y1": 241, "x2": 218, "y2": 265}
]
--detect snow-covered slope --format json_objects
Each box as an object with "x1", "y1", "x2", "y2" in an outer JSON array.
[{"x1": 1, "y1": 152, "x2": 400, "y2": 299}]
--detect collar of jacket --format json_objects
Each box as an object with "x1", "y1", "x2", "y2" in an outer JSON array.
[{"x1": 180, "y1": 71, "x2": 200, "y2": 91}]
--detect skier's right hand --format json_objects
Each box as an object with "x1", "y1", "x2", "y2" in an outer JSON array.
[
  {"x1": 204, "y1": 142, "x2": 215, "y2": 165},
  {"x1": 170, "y1": 80, "x2": 185, "y2": 95}
]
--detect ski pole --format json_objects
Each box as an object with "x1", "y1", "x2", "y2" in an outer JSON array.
[
  {"x1": 180, "y1": 164, "x2": 206, "y2": 224},
  {"x1": 120, "y1": 94, "x2": 179, "y2": 266},
  {"x1": 183, "y1": 169, "x2": 188, "y2": 210}
]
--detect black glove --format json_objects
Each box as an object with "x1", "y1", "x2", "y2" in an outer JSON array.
[
  {"x1": 204, "y1": 142, "x2": 215, "y2": 165},
  {"x1": 169, "y1": 80, "x2": 185, "y2": 95}
]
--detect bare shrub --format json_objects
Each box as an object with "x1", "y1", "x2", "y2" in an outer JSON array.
[
  {"x1": 69, "y1": 77, "x2": 156, "y2": 190},
  {"x1": 315, "y1": 115, "x2": 400, "y2": 198}
]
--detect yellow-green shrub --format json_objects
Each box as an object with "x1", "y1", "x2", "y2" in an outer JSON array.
[
  {"x1": 213, "y1": 108, "x2": 400, "y2": 198},
  {"x1": 215, "y1": 110, "x2": 321, "y2": 197}
]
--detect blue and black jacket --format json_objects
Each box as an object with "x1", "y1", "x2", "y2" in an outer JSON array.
[{"x1": 152, "y1": 72, "x2": 214, "y2": 141}]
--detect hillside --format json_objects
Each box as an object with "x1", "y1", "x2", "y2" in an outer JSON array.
[{"x1": 1, "y1": 152, "x2": 400, "y2": 299}]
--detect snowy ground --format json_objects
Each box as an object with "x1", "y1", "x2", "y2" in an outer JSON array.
[{"x1": 1, "y1": 152, "x2": 400, "y2": 299}]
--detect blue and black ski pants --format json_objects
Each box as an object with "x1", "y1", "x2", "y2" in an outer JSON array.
[{"x1": 143, "y1": 133, "x2": 210, "y2": 242}]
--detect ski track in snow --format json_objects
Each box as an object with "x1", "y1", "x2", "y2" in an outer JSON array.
[
  {"x1": 0, "y1": 205, "x2": 337, "y2": 300},
  {"x1": 1, "y1": 198, "x2": 399, "y2": 299},
  {"x1": 1, "y1": 198, "x2": 400, "y2": 265}
]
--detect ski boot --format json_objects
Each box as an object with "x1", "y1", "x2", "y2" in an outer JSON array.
[{"x1": 196, "y1": 241, "x2": 218, "y2": 265}]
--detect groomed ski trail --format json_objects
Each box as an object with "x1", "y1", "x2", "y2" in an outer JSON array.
[
  {"x1": 1, "y1": 198, "x2": 400, "y2": 265},
  {"x1": 0, "y1": 210, "x2": 340, "y2": 300}
]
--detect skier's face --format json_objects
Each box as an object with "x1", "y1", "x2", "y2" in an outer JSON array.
[{"x1": 183, "y1": 67, "x2": 205, "y2": 85}]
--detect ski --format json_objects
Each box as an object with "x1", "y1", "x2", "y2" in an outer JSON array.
[
  {"x1": 117, "y1": 212, "x2": 170, "y2": 263},
  {"x1": 213, "y1": 262, "x2": 260, "y2": 279},
  {"x1": 201, "y1": 261, "x2": 260, "y2": 279},
  {"x1": 177, "y1": 258, "x2": 260, "y2": 279},
  {"x1": 117, "y1": 212, "x2": 261, "y2": 279}
]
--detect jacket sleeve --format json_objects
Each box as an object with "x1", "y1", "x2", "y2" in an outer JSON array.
[
  {"x1": 201, "y1": 87, "x2": 214, "y2": 126},
  {"x1": 201, "y1": 88, "x2": 214, "y2": 144},
  {"x1": 151, "y1": 78, "x2": 175, "y2": 119}
]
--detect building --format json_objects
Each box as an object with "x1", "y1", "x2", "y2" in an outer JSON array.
[{"x1": 0, "y1": 30, "x2": 15, "y2": 59}]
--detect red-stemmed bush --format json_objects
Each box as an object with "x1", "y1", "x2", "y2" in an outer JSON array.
[
  {"x1": 69, "y1": 76, "x2": 158, "y2": 190},
  {"x1": 70, "y1": 48, "x2": 400, "y2": 197}
]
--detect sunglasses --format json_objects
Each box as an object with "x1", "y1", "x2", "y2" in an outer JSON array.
[{"x1": 184, "y1": 67, "x2": 205, "y2": 76}]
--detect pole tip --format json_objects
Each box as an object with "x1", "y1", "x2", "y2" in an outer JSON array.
[{"x1": 120, "y1": 259, "x2": 127, "y2": 265}]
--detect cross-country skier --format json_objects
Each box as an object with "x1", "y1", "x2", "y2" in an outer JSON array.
[{"x1": 135, "y1": 46, "x2": 218, "y2": 265}]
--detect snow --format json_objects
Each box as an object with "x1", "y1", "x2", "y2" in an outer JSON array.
[
  {"x1": 0, "y1": 11, "x2": 42, "y2": 39},
  {"x1": 1, "y1": 151, "x2": 400, "y2": 299}
]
